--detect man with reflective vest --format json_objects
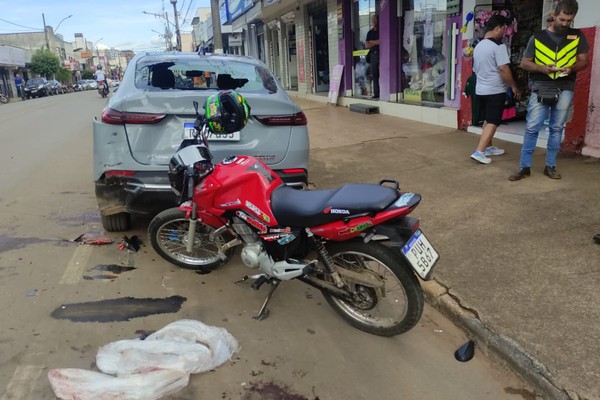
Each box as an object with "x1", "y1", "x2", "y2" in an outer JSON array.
[{"x1": 509, "y1": 0, "x2": 589, "y2": 181}]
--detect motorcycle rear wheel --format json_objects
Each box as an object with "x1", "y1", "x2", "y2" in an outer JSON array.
[
  {"x1": 148, "y1": 208, "x2": 234, "y2": 270},
  {"x1": 322, "y1": 241, "x2": 424, "y2": 336}
]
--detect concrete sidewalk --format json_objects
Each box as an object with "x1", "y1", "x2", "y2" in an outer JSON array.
[{"x1": 293, "y1": 96, "x2": 600, "y2": 400}]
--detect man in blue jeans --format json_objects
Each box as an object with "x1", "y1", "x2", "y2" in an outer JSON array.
[{"x1": 509, "y1": 0, "x2": 589, "y2": 181}]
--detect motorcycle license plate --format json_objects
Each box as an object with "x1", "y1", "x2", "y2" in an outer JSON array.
[
  {"x1": 183, "y1": 122, "x2": 240, "y2": 141},
  {"x1": 402, "y1": 229, "x2": 438, "y2": 280}
]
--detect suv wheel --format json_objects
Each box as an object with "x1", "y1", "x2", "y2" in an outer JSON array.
[{"x1": 101, "y1": 212, "x2": 131, "y2": 232}]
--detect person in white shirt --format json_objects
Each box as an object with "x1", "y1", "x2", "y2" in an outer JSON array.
[
  {"x1": 469, "y1": 15, "x2": 521, "y2": 164},
  {"x1": 94, "y1": 66, "x2": 108, "y2": 93}
]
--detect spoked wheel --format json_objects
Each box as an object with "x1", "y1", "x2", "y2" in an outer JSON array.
[
  {"x1": 148, "y1": 208, "x2": 234, "y2": 270},
  {"x1": 322, "y1": 241, "x2": 424, "y2": 336}
]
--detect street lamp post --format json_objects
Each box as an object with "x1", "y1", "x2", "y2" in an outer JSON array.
[
  {"x1": 143, "y1": 10, "x2": 175, "y2": 51},
  {"x1": 54, "y1": 15, "x2": 73, "y2": 34},
  {"x1": 92, "y1": 38, "x2": 104, "y2": 69}
]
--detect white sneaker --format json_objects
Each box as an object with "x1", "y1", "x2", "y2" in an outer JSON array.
[
  {"x1": 484, "y1": 146, "x2": 505, "y2": 156},
  {"x1": 470, "y1": 151, "x2": 492, "y2": 164}
]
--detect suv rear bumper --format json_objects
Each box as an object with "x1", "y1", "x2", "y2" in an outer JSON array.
[{"x1": 95, "y1": 169, "x2": 308, "y2": 217}]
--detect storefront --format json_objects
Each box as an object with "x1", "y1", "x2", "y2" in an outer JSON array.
[
  {"x1": 307, "y1": 0, "x2": 331, "y2": 93},
  {"x1": 342, "y1": 0, "x2": 461, "y2": 106},
  {"x1": 459, "y1": 0, "x2": 557, "y2": 143}
]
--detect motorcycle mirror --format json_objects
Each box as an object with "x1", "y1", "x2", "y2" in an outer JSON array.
[{"x1": 454, "y1": 340, "x2": 475, "y2": 362}]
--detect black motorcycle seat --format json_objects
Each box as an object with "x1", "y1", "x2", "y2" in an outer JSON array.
[{"x1": 271, "y1": 183, "x2": 399, "y2": 227}]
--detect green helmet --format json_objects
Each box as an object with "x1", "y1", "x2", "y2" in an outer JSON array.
[{"x1": 204, "y1": 90, "x2": 250, "y2": 134}]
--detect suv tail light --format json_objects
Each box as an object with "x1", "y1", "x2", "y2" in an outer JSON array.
[
  {"x1": 101, "y1": 108, "x2": 167, "y2": 125},
  {"x1": 254, "y1": 111, "x2": 307, "y2": 126}
]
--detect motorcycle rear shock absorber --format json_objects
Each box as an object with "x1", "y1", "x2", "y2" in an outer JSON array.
[{"x1": 306, "y1": 228, "x2": 345, "y2": 288}]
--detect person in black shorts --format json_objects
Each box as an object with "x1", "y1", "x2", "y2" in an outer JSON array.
[{"x1": 470, "y1": 15, "x2": 521, "y2": 164}]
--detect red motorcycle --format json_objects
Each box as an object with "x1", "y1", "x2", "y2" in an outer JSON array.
[
  {"x1": 97, "y1": 80, "x2": 109, "y2": 98},
  {"x1": 149, "y1": 92, "x2": 439, "y2": 336}
]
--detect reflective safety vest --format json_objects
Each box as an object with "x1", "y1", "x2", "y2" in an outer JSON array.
[{"x1": 533, "y1": 29, "x2": 581, "y2": 81}]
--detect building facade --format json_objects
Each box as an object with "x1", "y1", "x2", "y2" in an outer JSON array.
[{"x1": 221, "y1": 0, "x2": 599, "y2": 157}]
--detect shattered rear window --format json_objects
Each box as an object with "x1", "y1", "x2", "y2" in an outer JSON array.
[{"x1": 134, "y1": 57, "x2": 277, "y2": 94}]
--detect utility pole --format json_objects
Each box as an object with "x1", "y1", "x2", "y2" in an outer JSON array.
[
  {"x1": 170, "y1": 0, "x2": 182, "y2": 51},
  {"x1": 210, "y1": 0, "x2": 223, "y2": 53},
  {"x1": 42, "y1": 13, "x2": 50, "y2": 50},
  {"x1": 165, "y1": 12, "x2": 173, "y2": 51}
]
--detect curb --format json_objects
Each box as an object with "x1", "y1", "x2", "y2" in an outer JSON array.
[{"x1": 422, "y1": 280, "x2": 571, "y2": 400}]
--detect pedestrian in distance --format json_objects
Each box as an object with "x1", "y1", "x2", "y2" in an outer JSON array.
[
  {"x1": 470, "y1": 15, "x2": 521, "y2": 165},
  {"x1": 509, "y1": 0, "x2": 589, "y2": 181},
  {"x1": 14, "y1": 73, "x2": 24, "y2": 99},
  {"x1": 365, "y1": 14, "x2": 380, "y2": 99}
]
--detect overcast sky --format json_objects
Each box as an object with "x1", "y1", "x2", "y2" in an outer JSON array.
[{"x1": 0, "y1": 0, "x2": 211, "y2": 51}]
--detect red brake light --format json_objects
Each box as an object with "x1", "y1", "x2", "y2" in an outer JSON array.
[
  {"x1": 105, "y1": 170, "x2": 136, "y2": 177},
  {"x1": 281, "y1": 169, "x2": 306, "y2": 175},
  {"x1": 101, "y1": 108, "x2": 167, "y2": 125},
  {"x1": 254, "y1": 111, "x2": 307, "y2": 126}
]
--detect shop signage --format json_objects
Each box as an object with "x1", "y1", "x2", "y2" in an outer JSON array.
[
  {"x1": 327, "y1": 65, "x2": 344, "y2": 105},
  {"x1": 297, "y1": 40, "x2": 305, "y2": 83},
  {"x1": 80, "y1": 51, "x2": 92, "y2": 58},
  {"x1": 227, "y1": 0, "x2": 253, "y2": 21},
  {"x1": 229, "y1": 33, "x2": 243, "y2": 47}
]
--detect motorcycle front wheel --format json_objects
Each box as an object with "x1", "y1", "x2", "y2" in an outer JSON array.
[
  {"x1": 322, "y1": 241, "x2": 424, "y2": 337},
  {"x1": 148, "y1": 208, "x2": 234, "y2": 270}
]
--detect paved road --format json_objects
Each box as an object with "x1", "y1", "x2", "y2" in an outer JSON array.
[{"x1": 0, "y1": 92, "x2": 532, "y2": 399}]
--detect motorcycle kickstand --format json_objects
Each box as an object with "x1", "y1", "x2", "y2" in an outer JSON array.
[{"x1": 254, "y1": 278, "x2": 281, "y2": 321}]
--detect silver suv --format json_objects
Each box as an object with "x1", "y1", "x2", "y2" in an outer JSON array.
[{"x1": 93, "y1": 52, "x2": 309, "y2": 231}]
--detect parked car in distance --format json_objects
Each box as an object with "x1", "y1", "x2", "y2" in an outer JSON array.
[
  {"x1": 77, "y1": 80, "x2": 90, "y2": 90},
  {"x1": 48, "y1": 80, "x2": 64, "y2": 95},
  {"x1": 93, "y1": 52, "x2": 309, "y2": 231},
  {"x1": 23, "y1": 78, "x2": 50, "y2": 99},
  {"x1": 86, "y1": 79, "x2": 98, "y2": 90}
]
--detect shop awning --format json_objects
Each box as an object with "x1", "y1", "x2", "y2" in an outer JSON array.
[{"x1": 231, "y1": 1, "x2": 262, "y2": 32}]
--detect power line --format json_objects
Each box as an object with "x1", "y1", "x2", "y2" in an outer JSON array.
[{"x1": 0, "y1": 17, "x2": 41, "y2": 31}]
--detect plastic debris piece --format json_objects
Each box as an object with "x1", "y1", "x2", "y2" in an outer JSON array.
[
  {"x1": 72, "y1": 231, "x2": 113, "y2": 245},
  {"x1": 26, "y1": 289, "x2": 38, "y2": 297},
  {"x1": 48, "y1": 368, "x2": 189, "y2": 400},
  {"x1": 120, "y1": 235, "x2": 142, "y2": 252},
  {"x1": 48, "y1": 319, "x2": 239, "y2": 400},
  {"x1": 455, "y1": 340, "x2": 475, "y2": 362}
]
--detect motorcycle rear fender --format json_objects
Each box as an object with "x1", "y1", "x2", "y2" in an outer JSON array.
[{"x1": 365, "y1": 216, "x2": 420, "y2": 247}]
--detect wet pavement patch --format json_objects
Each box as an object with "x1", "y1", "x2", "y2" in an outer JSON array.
[
  {"x1": 82, "y1": 274, "x2": 118, "y2": 281},
  {"x1": 93, "y1": 264, "x2": 136, "y2": 274},
  {"x1": 242, "y1": 382, "x2": 317, "y2": 400},
  {"x1": 50, "y1": 296, "x2": 187, "y2": 322},
  {"x1": 0, "y1": 235, "x2": 51, "y2": 253}
]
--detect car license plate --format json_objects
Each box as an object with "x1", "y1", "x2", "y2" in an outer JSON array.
[
  {"x1": 401, "y1": 229, "x2": 439, "y2": 280},
  {"x1": 183, "y1": 122, "x2": 240, "y2": 141}
]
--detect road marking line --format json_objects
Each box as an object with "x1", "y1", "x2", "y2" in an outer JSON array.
[
  {"x1": 60, "y1": 244, "x2": 93, "y2": 284},
  {"x1": 0, "y1": 364, "x2": 45, "y2": 400}
]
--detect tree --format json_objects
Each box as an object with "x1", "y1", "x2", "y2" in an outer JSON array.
[
  {"x1": 56, "y1": 68, "x2": 72, "y2": 83},
  {"x1": 82, "y1": 69, "x2": 94, "y2": 79},
  {"x1": 30, "y1": 49, "x2": 61, "y2": 79}
]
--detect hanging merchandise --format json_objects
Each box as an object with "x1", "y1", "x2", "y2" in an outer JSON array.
[{"x1": 461, "y1": 11, "x2": 474, "y2": 34}]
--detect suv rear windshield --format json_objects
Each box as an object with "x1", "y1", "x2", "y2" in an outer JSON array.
[{"x1": 134, "y1": 57, "x2": 277, "y2": 94}]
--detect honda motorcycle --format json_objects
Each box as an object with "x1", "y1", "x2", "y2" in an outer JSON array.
[
  {"x1": 149, "y1": 96, "x2": 439, "y2": 337},
  {"x1": 97, "y1": 80, "x2": 109, "y2": 98}
]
